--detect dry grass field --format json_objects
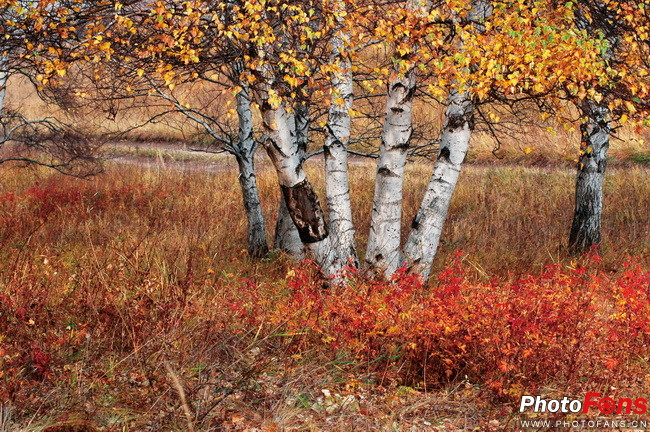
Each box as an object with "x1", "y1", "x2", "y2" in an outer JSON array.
[{"x1": 0, "y1": 152, "x2": 648, "y2": 431}]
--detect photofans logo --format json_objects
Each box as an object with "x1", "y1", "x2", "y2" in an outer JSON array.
[
  {"x1": 518, "y1": 393, "x2": 648, "y2": 430},
  {"x1": 519, "y1": 393, "x2": 647, "y2": 415}
]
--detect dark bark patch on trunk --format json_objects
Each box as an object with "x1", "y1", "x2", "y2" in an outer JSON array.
[
  {"x1": 388, "y1": 78, "x2": 416, "y2": 106},
  {"x1": 378, "y1": 166, "x2": 398, "y2": 177},
  {"x1": 445, "y1": 113, "x2": 465, "y2": 131},
  {"x1": 438, "y1": 146, "x2": 451, "y2": 162},
  {"x1": 396, "y1": 81, "x2": 417, "y2": 105},
  {"x1": 260, "y1": 99, "x2": 272, "y2": 112},
  {"x1": 281, "y1": 180, "x2": 329, "y2": 244},
  {"x1": 445, "y1": 112, "x2": 475, "y2": 132},
  {"x1": 323, "y1": 144, "x2": 331, "y2": 158},
  {"x1": 411, "y1": 214, "x2": 420, "y2": 230},
  {"x1": 394, "y1": 141, "x2": 410, "y2": 150}
]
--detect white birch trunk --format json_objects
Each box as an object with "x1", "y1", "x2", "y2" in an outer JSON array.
[
  {"x1": 234, "y1": 85, "x2": 269, "y2": 258},
  {"x1": 569, "y1": 100, "x2": 609, "y2": 253},
  {"x1": 403, "y1": 89, "x2": 474, "y2": 280},
  {"x1": 569, "y1": 6, "x2": 615, "y2": 254},
  {"x1": 402, "y1": 0, "x2": 490, "y2": 280},
  {"x1": 275, "y1": 195, "x2": 304, "y2": 257},
  {"x1": 255, "y1": 91, "x2": 336, "y2": 273},
  {"x1": 274, "y1": 102, "x2": 307, "y2": 259},
  {"x1": 325, "y1": 12, "x2": 357, "y2": 267},
  {"x1": 365, "y1": 68, "x2": 416, "y2": 277}
]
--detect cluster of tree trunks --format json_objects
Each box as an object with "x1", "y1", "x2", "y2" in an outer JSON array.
[{"x1": 231, "y1": 0, "x2": 611, "y2": 279}]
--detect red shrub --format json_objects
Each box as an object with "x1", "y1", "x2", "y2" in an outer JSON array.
[{"x1": 256, "y1": 256, "x2": 650, "y2": 400}]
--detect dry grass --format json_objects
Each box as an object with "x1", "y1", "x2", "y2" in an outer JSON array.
[
  {"x1": 336, "y1": 160, "x2": 649, "y2": 276},
  {"x1": 3, "y1": 157, "x2": 647, "y2": 282}
]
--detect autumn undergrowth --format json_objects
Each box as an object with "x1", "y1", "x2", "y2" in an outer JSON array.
[{"x1": 0, "y1": 162, "x2": 648, "y2": 430}]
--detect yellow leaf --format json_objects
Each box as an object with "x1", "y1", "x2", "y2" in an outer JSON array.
[
  {"x1": 283, "y1": 75, "x2": 300, "y2": 87},
  {"x1": 136, "y1": 69, "x2": 144, "y2": 77},
  {"x1": 624, "y1": 101, "x2": 636, "y2": 113},
  {"x1": 621, "y1": 114, "x2": 628, "y2": 124}
]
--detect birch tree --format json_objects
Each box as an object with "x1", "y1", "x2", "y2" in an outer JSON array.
[
  {"x1": 49, "y1": 1, "x2": 275, "y2": 256},
  {"x1": 403, "y1": 89, "x2": 474, "y2": 279},
  {"x1": 569, "y1": 99, "x2": 610, "y2": 253},
  {"x1": 234, "y1": 83, "x2": 270, "y2": 258},
  {"x1": 365, "y1": 68, "x2": 416, "y2": 275},
  {"x1": 568, "y1": 0, "x2": 649, "y2": 253},
  {"x1": 364, "y1": 0, "x2": 427, "y2": 276},
  {"x1": 324, "y1": 0, "x2": 357, "y2": 267},
  {"x1": 403, "y1": 0, "x2": 490, "y2": 279},
  {"x1": 0, "y1": 55, "x2": 7, "y2": 117},
  {"x1": 254, "y1": 81, "x2": 335, "y2": 271},
  {"x1": 274, "y1": 101, "x2": 309, "y2": 259}
]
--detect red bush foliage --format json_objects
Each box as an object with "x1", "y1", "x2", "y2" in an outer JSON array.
[{"x1": 253, "y1": 254, "x2": 650, "y2": 399}]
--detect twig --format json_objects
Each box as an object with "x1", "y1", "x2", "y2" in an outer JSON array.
[
  {"x1": 0, "y1": 403, "x2": 12, "y2": 432},
  {"x1": 348, "y1": 149, "x2": 379, "y2": 158},
  {"x1": 164, "y1": 359, "x2": 196, "y2": 432},
  {"x1": 188, "y1": 147, "x2": 228, "y2": 154}
]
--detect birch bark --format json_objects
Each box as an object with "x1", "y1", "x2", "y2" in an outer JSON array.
[
  {"x1": 365, "y1": 69, "x2": 416, "y2": 277},
  {"x1": 403, "y1": 89, "x2": 473, "y2": 279},
  {"x1": 569, "y1": 100, "x2": 609, "y2": 253},
  {"x1": 325, "y1": 5, "x2": 357, "y2": 267},
  {"x1": 234, "y1": 85, "x2": 269, "y2": 258}
]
